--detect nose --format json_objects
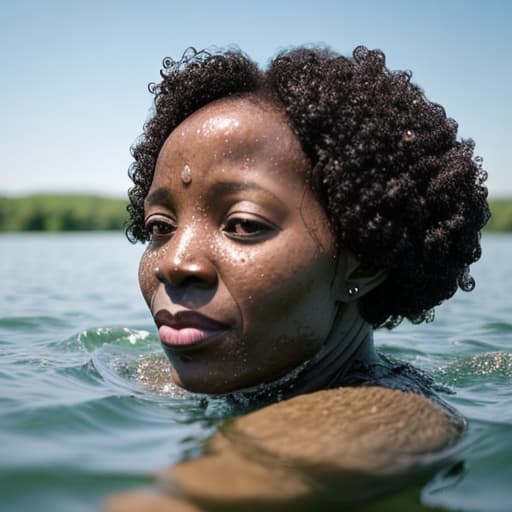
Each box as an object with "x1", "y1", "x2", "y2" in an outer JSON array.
[{"x1": 155, "y1": 228, "x2": 218, "y2": 289}]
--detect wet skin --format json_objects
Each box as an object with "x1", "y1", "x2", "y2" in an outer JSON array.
[{"x1": 138, "y1": 97, "x2": 363, "y2": 394}]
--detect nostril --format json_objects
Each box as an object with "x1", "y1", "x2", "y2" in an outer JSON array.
[
  {"x1": 155, "y1": 260, "x2": 218, "y2": 288},
  {"x1": 179, "y1": 275, "x2": 212, "y2": 289}
]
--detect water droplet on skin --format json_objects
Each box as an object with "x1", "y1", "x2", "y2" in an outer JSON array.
[{"x1": 181, "y1": 164, "x2": 192, "y2": 184}]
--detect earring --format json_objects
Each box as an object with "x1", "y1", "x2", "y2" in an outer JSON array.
[{"x1": 348, "y1": 286, "x2": 359, "y2": 297}]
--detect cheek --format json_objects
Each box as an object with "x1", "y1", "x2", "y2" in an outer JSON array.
[
  {"x1": 267, "y1": 251, "x2": 335, "y2": 325},
  {"x1": 222, "y1": 239, "x2": 336, "y2": 320},
  {"x1": 138, "y1": 248, "x2": 158, "y2": 305}
]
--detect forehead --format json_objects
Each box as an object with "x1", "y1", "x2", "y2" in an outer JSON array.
[{"x1": 156, "y1": 96, "x2": 309, "y2": 177}]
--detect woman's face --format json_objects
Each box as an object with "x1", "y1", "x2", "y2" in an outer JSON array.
[{"x1": 138, "y1": 97, "x2": 341, "y2": 393}]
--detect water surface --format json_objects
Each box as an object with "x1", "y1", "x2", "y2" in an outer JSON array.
[{"x1": 1, "y1": 233, "x2": 511, "y2": 511}]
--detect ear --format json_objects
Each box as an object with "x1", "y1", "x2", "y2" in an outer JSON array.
[{"x1": 333, "y1": 251, "x2": 387, "y2": 303}]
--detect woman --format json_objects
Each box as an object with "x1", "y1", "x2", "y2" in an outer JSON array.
[
  {"x1": 127, "y1": 45, "x2": 488, "y2": 401},
  {"x1": 112, "y1": 45, "x2": 489, "y2": 510}
]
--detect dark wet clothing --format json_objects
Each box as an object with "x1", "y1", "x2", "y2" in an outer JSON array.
[
  {"x1": 343, "y1": 353, "x2": 450, "y2": 397},
  {"x1": 342, "y1": 352, "x2": 462, "y2": 418}
]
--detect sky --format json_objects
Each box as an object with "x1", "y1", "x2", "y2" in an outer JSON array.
[{"x1": 1, "y1": 0, "x2": 510, "y2": 198}]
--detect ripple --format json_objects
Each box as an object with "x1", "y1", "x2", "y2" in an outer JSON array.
[
  {"x1": 0, "y1": 316, "x2": 69, "y2": 330},
  {"x1": 76, "y1": 327, "x2": 153, "y2": 352},
  {"x1": 482, "y1": 321, "x2": 512, "y2": 333}
]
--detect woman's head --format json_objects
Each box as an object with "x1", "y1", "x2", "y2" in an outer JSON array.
[
  {"x1": 128, "y1": 46, "x2": 489, "y2": 390},
  {"x1": 137, "y1": 95, "x2": 363, "y2": 392}
]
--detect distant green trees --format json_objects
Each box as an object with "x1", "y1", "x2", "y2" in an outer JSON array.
[
  {"x1": 0, "y1": 194, "x2": 511, "y2": 232},
  {"x1": 0, "y1": 195, "x2": 128, "y2": 232},
  {"x1": 484, "y1": 199, "x2": 512, "y2": 232}
]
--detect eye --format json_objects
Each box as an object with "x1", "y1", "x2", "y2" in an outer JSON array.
[
  {"x1": 145, "y1": 216, "x2": 176, "y2": 240},
  {"x1": 222, "y1": 215, "x2": 278, "y2": 242}
]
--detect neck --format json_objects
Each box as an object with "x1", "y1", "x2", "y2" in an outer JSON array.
[{"x1": 226, "y1": 302, "x2": 378, "y2": 406}]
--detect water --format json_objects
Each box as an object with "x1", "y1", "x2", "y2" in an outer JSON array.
[{"x1": 0, "y1": 232, "x2": 511, "y2": 511}]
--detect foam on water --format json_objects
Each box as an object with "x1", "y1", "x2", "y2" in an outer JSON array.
[{"x1": 435, "y1": 351, "x2": 512, "y2": 384}]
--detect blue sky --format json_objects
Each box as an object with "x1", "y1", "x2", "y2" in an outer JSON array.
[{"x1": 1, "y1": 0, "x2": 510, "y2": 197}]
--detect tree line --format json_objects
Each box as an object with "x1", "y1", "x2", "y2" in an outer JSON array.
[
  {"x1": 484, "y1": 199, "x2": 512, "y2": 232},
  {"x1": 0, "y1": 195, "x2": 128, "y2": 232},
  {"x1": 0, "y1": 194, "x2": 511, "y2": 232}
]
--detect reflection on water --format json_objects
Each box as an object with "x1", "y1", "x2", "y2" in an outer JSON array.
[{"x1": 0, "y1": 233, "x2": 511, "y2": 511}]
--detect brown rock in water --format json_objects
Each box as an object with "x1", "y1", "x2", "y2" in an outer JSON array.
[{"x1": 105, "y1": 387, "x2": 465, "y2": 512}]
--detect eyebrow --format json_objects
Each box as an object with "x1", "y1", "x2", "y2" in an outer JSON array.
[
  {"x1": 145, "y1": 187, "x2": 172, "y2": 207},
  {"x1": 145, "y1": 181, "x2": 284, "y2": 206}
]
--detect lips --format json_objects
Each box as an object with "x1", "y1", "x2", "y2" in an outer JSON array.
[{"x1": 154, "y1": 309, "x2": 228, "y2": 349}]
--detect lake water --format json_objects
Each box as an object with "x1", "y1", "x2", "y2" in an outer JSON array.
[{"x1": 1, "y1": 232, "x2": 511, "y2": 511}]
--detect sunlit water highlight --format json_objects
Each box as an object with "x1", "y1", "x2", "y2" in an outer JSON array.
[{"x1": 0, "y1": 233, "x2": 511, "y2": 511}]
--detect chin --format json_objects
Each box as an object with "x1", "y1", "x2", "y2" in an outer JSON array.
[
  {"x1": 174, "y1": 365, "x2": 303, "y2": 398},
  {"x1": 170, "y1": 368, "x2": 249, "y2": 395}
]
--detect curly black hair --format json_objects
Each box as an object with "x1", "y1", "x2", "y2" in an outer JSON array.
[{"x1": 126, "y1": 46, "x2": 490, "y2": 329}]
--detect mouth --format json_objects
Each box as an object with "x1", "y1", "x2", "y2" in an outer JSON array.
[{"x1": 154, "y1": 309, "x2": 229, "y2": 350}]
